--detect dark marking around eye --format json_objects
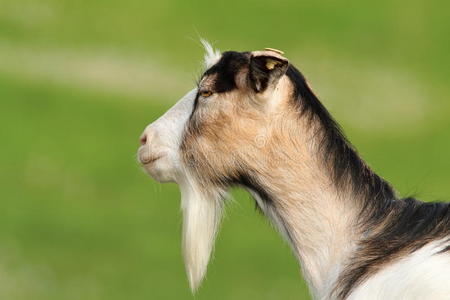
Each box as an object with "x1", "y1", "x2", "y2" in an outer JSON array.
[{"x1": 202, "y1": 51, "x2": 250, "y2": 93}]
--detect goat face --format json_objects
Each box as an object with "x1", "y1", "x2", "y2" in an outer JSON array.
[
  {"x1": 181, "y1": 50, "x2": 291, "y2": 187},
  {"x1": 140, "y1": 49, "x2": 290, "y2": 186},
  {"x1": 138, "y1": 46, "x2": 292, "y2": 291}
]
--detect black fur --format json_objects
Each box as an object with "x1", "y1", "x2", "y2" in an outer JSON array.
[
  {"x1": 203, "y1": 51, "x2": 249, "y2": 93},
  {"x1": 190, "y1": 54, "x2": 450, "y2": 299},
  {"x1": 248, "y1": 55, "x2": 288, "y2": 93},
  {"x1": 284, "y1": 64, "x2": 450, "y2": 299},
  {"x1": 337, "y1": 198, "x2": 450, "y2": 299},
  {"x1": 189, "y1": 51, "x2": 248, "y2": 136},
  {"x1": 439, "y1": 242, "x2": 450, "y2": 253},
  {"x1": 285, "y1": 65, "x2": 396, "y2": 225},
  {"x1": 231, "y1": 173, "x2": 274, "y2": 205}
]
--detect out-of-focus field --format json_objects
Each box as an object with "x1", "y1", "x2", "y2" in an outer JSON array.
[{"x1": 0, "y1": 1, "x2": 449, "y2": 299}]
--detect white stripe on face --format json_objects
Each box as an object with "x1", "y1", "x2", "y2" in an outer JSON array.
[
  {"x1": 138, "y1": 88, "x2": 197, "y2": 182},
  {"x1": 139, "y1": 87, "x2": 226, "y2": 292}
]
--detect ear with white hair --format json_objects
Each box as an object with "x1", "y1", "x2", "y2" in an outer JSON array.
[
  {"x1": 179, "y1": 170, "x2": 225, "y2": 292},
  {"x1": 200, "y1": 39, "x2": 221, "y2": 68}
]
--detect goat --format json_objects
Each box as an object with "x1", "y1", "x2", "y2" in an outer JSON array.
[{"x1": 138, "y1": 42, "x2": 450, "y2": 299}]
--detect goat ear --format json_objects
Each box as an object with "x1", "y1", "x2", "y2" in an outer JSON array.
[{"x1": 248, "y1": 51, "x2": 289, "y2": 93}]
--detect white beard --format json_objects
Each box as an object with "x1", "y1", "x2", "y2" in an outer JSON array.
[{"x1": 179, "y1": 171, "x2": 225, "y2": 292}]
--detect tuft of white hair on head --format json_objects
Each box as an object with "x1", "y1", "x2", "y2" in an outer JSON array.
[
  {"x1": 200, "y1": 39, "x2": 221, "y2": 68},
  {"x1": 178, "y1": 169, "x2": 225, "y2": 292}
]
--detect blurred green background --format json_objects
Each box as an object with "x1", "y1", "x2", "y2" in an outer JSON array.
[{"x1": 1, "y1": 0, "x2": 449, "y2": 299}]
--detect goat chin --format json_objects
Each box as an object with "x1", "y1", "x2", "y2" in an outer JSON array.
[{"x1": 179, "y1": 171, "x2": 225, "y2": 292}]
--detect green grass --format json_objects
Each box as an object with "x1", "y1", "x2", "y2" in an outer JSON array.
[
  {"x1": 0, "y1": 0, "x2": 449, "y2": 299},
  {"x1": 0, "y1": 75, "x2": 309, "y2": 299}
]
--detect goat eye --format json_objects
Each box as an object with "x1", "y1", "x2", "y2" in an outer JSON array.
[{"x1": 200, "y1": 90, "x2": 213, "y2": 98}]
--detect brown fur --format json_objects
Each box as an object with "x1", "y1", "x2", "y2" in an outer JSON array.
[
  {"x1": 179, "y1": 50, "x2": 450, "y2": 299},
  {"x1": 181, "y1": 62, "x2": 361, "y2": 296}
]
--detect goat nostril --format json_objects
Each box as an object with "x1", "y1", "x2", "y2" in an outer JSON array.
[{"x1": 140, "y1": 134, "x2": 147, "y2": 145}]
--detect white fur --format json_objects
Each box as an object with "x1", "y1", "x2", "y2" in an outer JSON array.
[
  {"x1": 139, "y1": 45, "x2": 450, "y2": 299},
  {"x1": 139, "y1": 42, "x2": 222, "y2": 290},
  {"x1": 139, "y1": 89, "x2": 197, "y2": 182},
  {"x1": 347, "y1": 239, "x2": 450, "y2": 300},
  {"x1": 139, "y1": 87, "x2": 226, "y2": 291},
  {"x1": 248, "y1": 188, "x2": 356, "y2": 300},
  {"x1": 200, "y1": 39, "x2": 221, "y2": 68},
  {"x1": 179, "y1": 172, "x2": 224, "y2": 292}
]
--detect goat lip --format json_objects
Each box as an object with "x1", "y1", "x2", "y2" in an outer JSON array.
[{"x1": 140, "y1": 155, "x2": 163, "y2": 166}]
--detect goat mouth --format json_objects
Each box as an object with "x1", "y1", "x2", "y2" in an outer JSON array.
[{"x1": 140, "y1": 155, "x2": 163, "y2": 166}]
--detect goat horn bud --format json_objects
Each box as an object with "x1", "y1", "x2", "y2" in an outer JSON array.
[{"x1": 264, "y1": 48, "x2": 285, "y2": 55}]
